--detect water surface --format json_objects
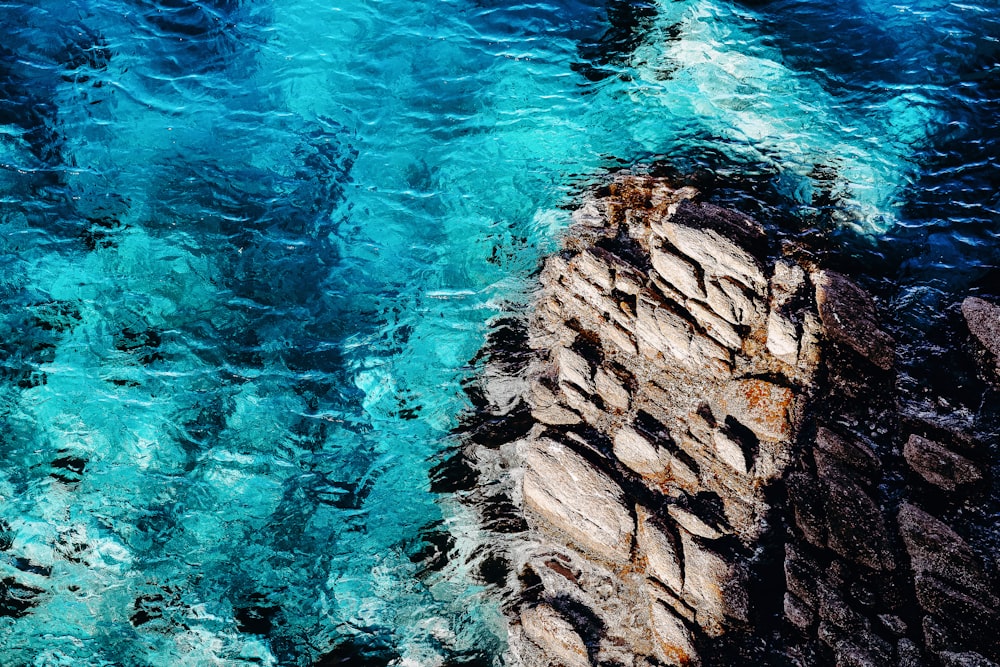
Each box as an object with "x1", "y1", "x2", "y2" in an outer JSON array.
[{"x1": 1, "y1": 0, "x2": 997, "y2": 663}]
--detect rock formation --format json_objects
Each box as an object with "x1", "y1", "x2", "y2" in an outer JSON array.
[{"x1": 441, "y1": 173, "x2": 999, "y2": 667}]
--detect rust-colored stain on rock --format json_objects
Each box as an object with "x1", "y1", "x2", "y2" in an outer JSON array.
[{"x1": 722, "y1": 379, "x2": 793, "y2": 441}]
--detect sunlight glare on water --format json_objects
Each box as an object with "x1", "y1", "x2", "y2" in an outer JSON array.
[{"x1": 1, "y1": 0, "x2": 997, "y2": 663}]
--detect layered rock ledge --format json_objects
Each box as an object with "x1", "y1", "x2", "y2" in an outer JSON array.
[{"x1": 440, "y1": 174, "x2": 999, "y2": 667}]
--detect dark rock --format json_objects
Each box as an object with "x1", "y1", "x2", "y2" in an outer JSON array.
[
  {"x1": 784, "y1": 592, "x2": 815, "y2": 632},
  {"x1": 903, "y1": 434, "x2": 984, "y2": 492},
  {"x1": 962, "y1": 297, "x2": 1000, "y2": 360},
  {"x1": 816, "y1": 460, "x2": 894, "y2": 571},
  {"x1": 897, "y1": 503, "x2": 994, "y2": 598},
  {"x1": 912, "y1": 575, "x2": 1000, "y2": 655},
  {"x1": 815, "y1": 580, "x2": 868, "y2": 635},
  {"x1": 897, "y1": 639, "x2": 926, "y2": 667},
  {"x1": 787, "y1": 471, "x2": 829, "y2": 548},
  {"x1": 878, "y1": 614, "x2": 908, "y2": 636},
  {"x1": 818, "y1": 621, "x2": 890, "y2": 667},
  {"x1": 815, "y1": 427, "x2": 880, "y2": 482},
  {"x1": 939, "y1": 651, "x2": 1000, "y2": 667},
  {"x1": 814, "y1": 271, "x2": 895, "y2": 371},
  {"x1": 784, "y1": 544, "x2": 821, "y2": 609}
]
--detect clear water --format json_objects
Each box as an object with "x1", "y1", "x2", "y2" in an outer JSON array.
[{"x1": 1, "y1": 0, "x2": 997, "y2": 663}]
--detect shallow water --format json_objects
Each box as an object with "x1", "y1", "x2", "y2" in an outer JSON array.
[{"x1": 1, "y1": 0, "x2": 997, "y2": 663}]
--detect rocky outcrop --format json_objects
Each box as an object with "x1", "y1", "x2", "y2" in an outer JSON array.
[{"x1": 444, "y1": 173, "x2": 999, "y2": 667}]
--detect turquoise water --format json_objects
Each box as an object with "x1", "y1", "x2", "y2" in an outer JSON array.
[{"x1": 1, "y1": 0, "x2": 997, "y2": 663}]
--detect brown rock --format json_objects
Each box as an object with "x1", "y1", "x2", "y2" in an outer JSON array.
[
  {"x1": 814, "y1": 270, "x2": 895, "y2": 370},
  {"x1": 669, "y1": 505, "x2": 724, "y2": 540},
  {"x1": 557, "y1": 346, "x2": 594, "y2": 395},
  {"x1": 680, "y1": 530, "x2": 749, "y2": 634},
  {"x1": 662, "y1": 200, "x2": 767, "y2": 290},
  {"x1": 561, "y1": 381, "x2": 603, "y2": 425},
  {"x1": 717, "y1": 379, "x2": 794, "y2": 442},
  {"x1": 635, "y1": 298, "x2": 686, "y2": 362},
  {"x1": 563, "y1": 270, "x2": 620, "y2": 321},
  {"x1": 903, "y1": 434, "x2": 984, "y2": 492},
  {"x1": 713, "y1": 429, "x2": 748, "y2": 474},
  {"x1": 657, "y1": 221, "x2": 766, "y2": 292},
  {"x1": 962, "y1": 296, "x2": 1000, "y2": 359},
  {"x1": 572, "y1": 248, "x2": 613, "y2": 291},
  {"x1": 594, "y1": 368, "x2": 630, "y2": 412},
  {"x1": 638, "y1": 506, "x2": 684, "y2": 594},
  {"x1": 766, "y1": 310, "x2": 800, "y2": 366},
  {"x1": 599, "y1": 319, "x2": 638, "y2": 356},
  {"x1": 771, "y1": 259, "x2": 806, "y2": 306},
  {"x1": 707, "y1": 277, "x2": 763, "y2": 327},
  {"x1": 531, "y1": 382, "x2": 582, "y2": 425},
  {"x1": 688, "y1": 300, "x2": 742, "y2": 351},
  {"x1": 650, "y1": 601, "x2": 700, "y2": 666}
]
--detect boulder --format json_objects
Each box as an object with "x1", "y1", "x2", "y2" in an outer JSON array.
[
  {"x1": 614, "y1": 427, "x2": 666, "y2": 477},
  {"x1": 815, "y1": 427, "x2": 880, "y2": 481},
  {"x1": 897, "y1": 503, "x2": 994, "y2": 598},
  {"x1": 520, "y1": 604, "x2": 590, "y2": 667},
  {"x1": 594, "y1": 368, "x2": 630, "y2": 412},
  {"x1": 816, "y1": 459, "x2": 894, "y2": 570},
  {"x1": 680, "y1": 530, "x2": 749, "y2": 634},
  {"x1": 688, "y1": 300, "x2": 742, "y2": 351},
  {"x1": 650, "y1": 600, "x2": 700, "y2": 666},
  {"x1": 657, "y1": 217, "x2": 766, "y2": 292},
  {"x1": 903, "y1": 434, "x2": 983, "y2": 492},
  {"x1": 571, "y1": 248, "x2": 614, "y2": 291},
  {"x1": 651, "y1": 244, "x2": 705, "y2": 301},
  {"x1": 784, "y1": 592, "x2": 814, "y2": 631},
  {"x1": 766, "y1": 310, "x2": 800, "y2": 366},
  {"x1": 557, "y1": 346, "x2": 594, "y2": 395},
  {"x1": 523, "y1": 439, "x2": 635, "y2": 564},
  {"x1": 637, "y1": 506, "x2": 684, "y2": 594},
  {"x1": 713, "y1": 429, "x2": 748, "y2": 474},
  {"x1": 962, "y1": 297, "x2": 1000, "y2": 360},
  {"x1": 814, "y1": 271, "x2": 895, "y2": 371},
  {"x1": 939, "y1": 652, "x2": 999, "y2": 667}
]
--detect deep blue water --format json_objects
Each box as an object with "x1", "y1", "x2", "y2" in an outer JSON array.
[{"x1": 0, "y1": 0, "x2": 997, "y2": 664}]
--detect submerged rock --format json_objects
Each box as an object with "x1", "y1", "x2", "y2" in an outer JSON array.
[{"x1": 452, "y1": 173, "x2": 1000, "y2": 667}]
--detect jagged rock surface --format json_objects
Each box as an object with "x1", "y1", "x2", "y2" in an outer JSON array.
[{"x1": 446, "y1": 174, "x2": 999, "y2": 667}]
